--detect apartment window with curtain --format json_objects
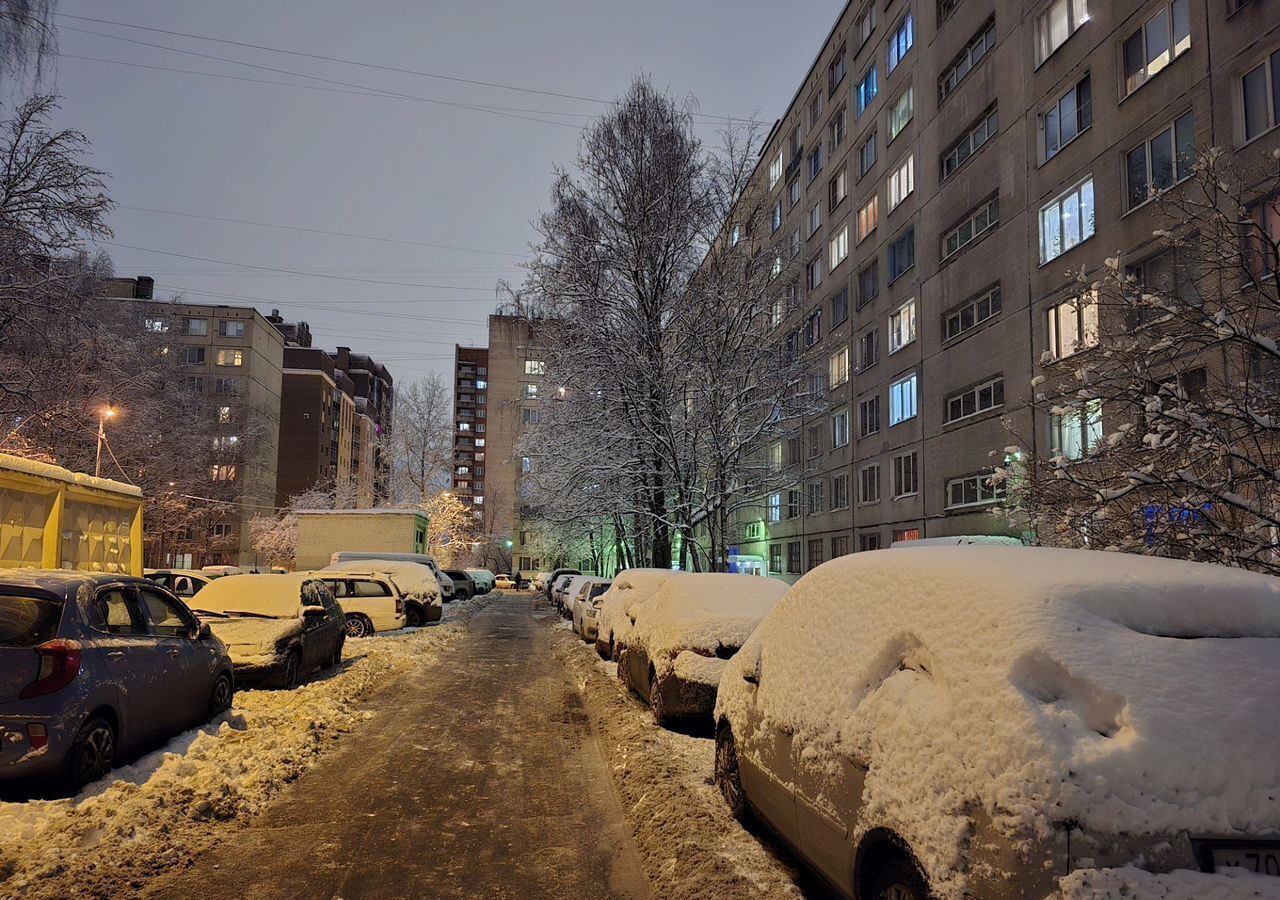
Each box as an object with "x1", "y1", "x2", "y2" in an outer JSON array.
[
  {"x1": 1035, "y1": 0, "x2": 1088, "y2": 66},
  {"x1": 1125, "y1": 112, "x2": 1195, "y2": 211},
  {"x1": 1122, "y1": 0, "x2": 1190, "y2": 97},
  {"x1": 809, "y1": 201, "x2": 823, "y2": 237},
  {"x1": 832, "y1": 410, "x2": 850, "y2": 448},
  {"x1": 830, "y1": 106, "x2": 849, "y2": 150},
  {"x1": 857, "y1": 64, "x2": 879, "y2": 116},
  {"x1": 807, "y1": 481, "x2": 825, "y2": 516},
  {"x1": 830, "y1": 166, "x2": 849, "y2": 208},
  {"x1": 790, "y1": 177, "x2": 802, "y2": 208},
  {"x1": 1039, "y1": 176, "x2": 1095, "y2": 264},
  {"x1": 830, "y1": 225, "x2": 850, "y2": 270},
  {"x1": 830, "y1": 347, "x2": 851, "y2": 386},
  {"x1": 888, "y1": 299, "x2": 917, "y2": 353},
  {"x1": 888, "y1": 87, "x2": 914, "y2": 142},
  {"x1": 857, "y1": 196, "x2": 880, "y2": 243},
  {"x1": 887, "y1": 155, "x2": 915, "y2": 210},
  {"x1": 1050, "y1": 399, "x2": 1103, "y2": 459},
  {"x1": 1041, "y1": 75, "x2": 1092, "y2": 162},
  {"x1": 769, "y1": 151, "x2": 783, "y2": 189},
  {"x1": 1046, "y1": 291, "x2": 1100, "y2": 360}
]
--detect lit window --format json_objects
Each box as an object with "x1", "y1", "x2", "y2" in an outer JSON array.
[
  {"x1": 829, "y1": 225, "x2": 850, "y2": 269},
  {"x1": 215, "y1": 349, "x2": 243, "y2": 367},
  {"x1": 888, "y1": 299, "x2": 917, "y2": 353},
  {"x1": 217, "y1": 406, "x2": 233, "y2": 424},
  {"x1": 524, "y1": 360, "x2": 546, "y2": 375},
  {"x1": 857, "y1": 196, "x2": 880, "y2": 243},
  {"x1": 1046, "y1": 291, "x2": 1100, "y2": 360},
  {"x1": 769, "y1": 151, "x2": 783, "y2": 189},
  {"x1": 888, "y1": 87, "x2": 913, "y2": 141},
  {"x1": 889, "y1": 372, "x2": 918, "y2": 425},
  {"x1": 831, "y1": 410, "x2": 850, "y2": 448},
  {"x1": 1050, "y1": 399, "x2": 1103, "y2": 459},
  {"x1": 829, "y1": 347, "x2": 850, "y2": 387},
  {"x1": 857, "y1": 64, "x2": 878, "y2": 117},
  {"x1": 768, "y1": 493, "x2": 782, "y2": 523},
  {"x1": 1039, "y1": 176, "x2": 1095, "y2": 264},
  {"x1": 887, "y1": 155, "x2": 914, "y2": 211},
  {"x1": 525, "y1": 383, "x2": 539, "y2": 398},
  {"x1": 887, "y1": 12, "x2": 914, "y2": 72},
  {"x1": 1122, "y1": 0, "x2": 1190, "y2": 96},
  {"x1": 1035, "y1": 0, "x2": 1088, "y2": 66}
]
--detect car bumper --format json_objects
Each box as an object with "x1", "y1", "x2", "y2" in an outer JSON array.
[
  {"x1": 231, "y1": 656, "x2": 288, "y2": 686},
  {"x1": 0, "y1": 715, "x2": 71, "y2": 781},
  {"x1": 581, "y1": 618, "x2": 599, "y2": 641}
]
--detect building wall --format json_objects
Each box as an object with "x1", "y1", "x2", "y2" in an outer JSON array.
[
  {"x1": 484, "y1": 315, "x2": 541, "y2": 575},
  {"x1": 293, "y1": 510, "x2": 428, "y2": 570},
  {"x1": 275, "y1": 367, "x2": 334, "y2": 507},
  {"x1": 734, "y1": 0, "x2": 1279, "y2": 581}
]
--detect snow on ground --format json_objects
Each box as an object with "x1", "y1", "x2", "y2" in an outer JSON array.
[
  {"x1": 548, "y1": 620, "x2": 805, "y2": 900},
  {"x1": 1058, "y1": 865, "x2": 1280, "y2": 899},
  {"x1": 0, "y1": 595, "x2": 494, "y2": 900}
]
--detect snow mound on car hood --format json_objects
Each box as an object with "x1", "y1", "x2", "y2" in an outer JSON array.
[
  {"x1": 717, "y1": 547, "x2": 1280, "y2": 872},
  {"x1": 597, "y1": 568, "x2": 678, "y2": 645},
  {"x1": 631, "y1": 573, "x2": 789, "y2": 665},
  {"x1": 202, "y1": 616, "x2": 298, "y2": 653}
]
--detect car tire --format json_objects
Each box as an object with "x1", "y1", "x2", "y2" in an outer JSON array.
[
  {"x1": 205, "y1": 673, "x2": 234, "y2": 721},
  {"x1": 344, "y1": 614, "x2": 373, "y2": 639},
  {"x1": 870, "y1": 857, "x2": 930, "y2": 900},
  {"x1": 330, "y1": 638, "x2": 344, "y2": 668},
  {"x1": 66, "y1": 715, "x2": 116, "y2": 791},
  {"x1": 714, "y1": 723, "x2": 748, "y2": 822},
  {"x1": 282, "y1": 650, "x2": 302, "y2": 688},
  {"x1": 595, "y1": 638, "x2": 610, "y2": 661},
  {"x1": 405, "y1": 604, "x2": 424, "y2": 628},
  {"x1": 649, "y1": 672, "x2": 666, "y2": 726}
]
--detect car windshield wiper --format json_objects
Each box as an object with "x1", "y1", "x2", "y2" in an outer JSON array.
[
  {"x1": 220, "y1": 610, "x2": 277, "y2": 619},
  {"x1": 190, "y1": 609, "x2": 227, "y2": 618}
]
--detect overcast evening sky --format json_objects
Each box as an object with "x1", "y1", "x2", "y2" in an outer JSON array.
[{"x1": 40, "y1": 0, "x2": 845, "y2": 388}]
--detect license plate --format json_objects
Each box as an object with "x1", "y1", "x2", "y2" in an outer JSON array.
[{"x1": 1212, "y1": 846, "x2": 1280, "y2": 876}]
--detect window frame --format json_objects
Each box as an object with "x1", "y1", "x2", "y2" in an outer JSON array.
[
  {"x1": 830, "y1": 346, "x2": 851, "y2": 386},
  {"x1": 1046, "y1": 290, "x2": 1101, "y2": 360},
  {"x1": 944, "y1": 375, "x2": 1005, "y2": 424},
  {"x1": 892, "y1": 451, "x2": 920, "y2": 498},
  {"x1": 887, "y1": 155, "x2": 915, "y2": 211},
  {"x1": 1041, "y1": 74, "x2": 1093, "y2": 163},
  {"x1": 857, "y1": 63, "x2": 879, "y2": 117},
  {"x1": 858, "y1": 394, "x2": 881, "y2": 437},
  {"x1": 888, "y1": 228, "x2": 916, "y2": 283},
  {"x1": 1038, "y1": 175, "x2": 1096, "y2": 265},
  {"x1": 857, "y1": 195, "x2": 880, "y2": 243},
  {"x1": 943, "y1": 284, "x2": 1003, "y2": 343},
  {"x1": 1123, "y1": 111, "x2": 1196, "y2": 213},
  {"x1": 1034, "y1": 0, "x2": 1089, "y2": 68},
  {"x1": 887, "y1": 11, "x2": 914, "y2": 73},
  {"x1": 888, "y1": 298, "x2": 918, "y2": 354},
  {"x1": 889, "y1": 372, "x2": 919, "y2": 426},
  {"x1": 888, "y1": 86, "x2": 914, "y2": 143},
  {"x1": 1240, "y1": 49, "x2": 1280, "y2": 144},
  {"x1": 941, "y1": 195, "x2": 1000, "y2": 261},
  {"x1": 941, "y1": 106, "x2": 998, "y2": 181},
  {"x1": 829, "y1": 224, "x2": 850, "y2": 270},
  {"x1": 939, "y1": 18, "x2": 996, "y2": 105},
  {"x1": 858, "y1": 463, "x2": 881, "y2": 504},
  {"x1": 944, "y1": 472, "x2": 1006, "y2": 510},
  {"x1": 1121, "y1": 0, "x2": 1191, "y2": 98}
]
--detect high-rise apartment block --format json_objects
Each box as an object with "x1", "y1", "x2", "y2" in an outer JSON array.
[{"x1": 732, "y1": 0, "x2": 1279, "y2": 580}]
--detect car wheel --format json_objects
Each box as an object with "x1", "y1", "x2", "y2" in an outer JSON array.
[
  {"x1": 595, "y1": 638, "x2": 610, "y2": 661},
  {"x1": 205, "y1": 673, "x2": 234, "y2": 721},
  {"x1": 405, "y1": 604, "x2": 424, "y2": 628},
  {"x1": 871, "y1": 857, "x2": 930, "y2": 900},
  {"x1": 714, "y1": 723, "x2": 748, "y2": 821},
  {"x1": 330, "y1": 638, "x2": 344, "y2": 668},
  {"x1": 344, "y1": 614, "x2": 373, "y2": 638},
  {"x1": 282, "y1": 650, "x2": 302, "y2": 688},
  {"x1": 66, "y1": 715, "x2": 116, "y2": 790},
  {"x1": 649, "y1": 672, "x2": 666, "y2": 726}
]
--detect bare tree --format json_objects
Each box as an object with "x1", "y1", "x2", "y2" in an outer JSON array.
[
  {"x1": 385, "y1": 373, "x2": 452, "y2": 505},
  {"x1": 1004, "y1": 147, "x2": 1280, "y2": 573},
  {"x1": 0, "y1": 0, "x2": 56, "y2": 85}
]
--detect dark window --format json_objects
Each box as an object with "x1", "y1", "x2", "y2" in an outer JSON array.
[
  {"x1": 859, "y1": 532, "x2": 883, "y2": 551},
  {"x1": 0, "y1": 594, "x2": 63, "y2": 646},
  {"x1": 888, "y1": 229, "x2": 916, "y2": 282},
  {"x1": 831, "y1": 287, "x2": 850, "y2": 326},
  {"x1": 786, "y1": 541, "x2": 802, "y2": 574},
  {"x1": 858, "y1": 261, "x2": 880, "y2": 308},
  {"x1": 939, "y1": 18, "x2": 995, "y2": 104},
  {"x1": 944, "y1": 285, "x2": 1002, "y2": 341}
]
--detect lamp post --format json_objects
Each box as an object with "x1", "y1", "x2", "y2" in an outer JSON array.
[{"x1": 94, "y1": 406, "x2": 116, "y2": 478}]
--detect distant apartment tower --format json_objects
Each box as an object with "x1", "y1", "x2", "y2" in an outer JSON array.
[
  {"x1": 728, "y1": 0, "x2": 1279, "y2": 581},
  {"x1": 105, "y1": 276, "x2": 284, "y2": 568},
  {"x1": 453, "y1": 314, "x2": 544, "y2": 575},
  {"x1": 330, "y1": 347, "x2": 394, "y2": 504}
]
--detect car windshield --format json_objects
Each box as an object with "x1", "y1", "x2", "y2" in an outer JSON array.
[{"x1": 0, "y1": 594, "x2": 63, "y2": 647}]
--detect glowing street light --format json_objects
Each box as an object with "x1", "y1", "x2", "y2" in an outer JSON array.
[{"x1": 95, "y1": 406, "x2": 116, "y2": 478}]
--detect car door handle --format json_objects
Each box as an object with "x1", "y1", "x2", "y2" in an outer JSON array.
[
  {"x1": 167, "y1": 648, "x2": 181, "y2": 657},
  {"x1": 107, "y1": 651, "x2": 125, "y2": 659}
]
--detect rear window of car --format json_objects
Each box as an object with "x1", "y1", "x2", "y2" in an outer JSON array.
[
  {"x1": 589, "y1": 583, "x2": 612, "y2": 599},
  {"x1": 0, "y1": 594, "x2": 63, "y2": 647}
]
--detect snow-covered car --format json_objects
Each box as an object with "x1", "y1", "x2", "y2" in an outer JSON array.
[
  {"x1": 622, "y1": 573, "x2": 788, "y2": 725},
  {"x1": 442, "y1": 569, "x2": 477, "y2": 601},
  {"x1": 561, "y1": 575, "x2": 605, "y2": 624},
  {"x1": 329, "y1": 551, "x2": 455, "y2": 602},
  {"x1": 550, "y1": 573, "x2": 578, "y2": 614},
  {"x1": 322, "y1": 559, "x2": 442, "y2": 626},
  {"x1": 571, "y1": 580, "x2": 612, "y2": 642},
  {"x1": 307, "y1": 572, "x2": 407, "y2": 638},
  {"x1": 713, "y1": 547, "x2": 1280, "y2": 900},
  {"x1": 595, "y1": 568, "x2": 678, "y2": 661},
  {"x1": 532, "y1": 572, "x2": 552, "y2": 592},
  {"x1": 144, "y1": 568, "x2": 220, "y2": 598},
  {"x1": 545, "y1": 568, "x2": 581, "y2": 604},
  {"x1": 494, "y1": 574, "x2": 516, "y2": 590},
  {"x1": 464, "y1": 568, "x2": 495, "y2": 594},
  {"x1": 190, "y1": 574, "x2": 345, "y2": 689},
  {"x1": 0, "y1": 572, "x2": 235, "y2": 790}
]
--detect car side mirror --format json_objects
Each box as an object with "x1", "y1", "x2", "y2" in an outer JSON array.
[
  {"x1": 743, "y1": 669, "x2": 759, "y2": 685},
  {"x1": 302, "y1": 604, "x2": 327, "y2": 617},
  {"x1": 741, "y1": 646, "x2": 762, "y2": 685}
]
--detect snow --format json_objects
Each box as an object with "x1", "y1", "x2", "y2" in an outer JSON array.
[
  {"x1": 322, "y1": 559, "x2": 440, "y2": 601},
  {"x1": 1058, "y1": 866, "x2": 1280, "y2": 899},
  {"x1": 716, "y1": 546, "x2": 1280, "y2": 898},
  {"x1": 596, "y1": 568, "x2": 679, "y2": 649},
  {"x1": 628, "y1": 573, "x2": 789, "y2": 671},
  {"x1": 188, "y1": 574, "x2": 309, "y2": 618},
  {"x1": 0, "y1": 596, "x2": 490, "y2": 899},
  {"x1": 0, "y1": 452, "x2": 143, "y2": 498},
  {"x1": 672, "y1": 650, "x2": 729, "y2": 687}
]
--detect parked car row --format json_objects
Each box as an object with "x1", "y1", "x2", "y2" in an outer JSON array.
[{"x1": 558, "y1": 548, "x2": 1280, "y2": 898}]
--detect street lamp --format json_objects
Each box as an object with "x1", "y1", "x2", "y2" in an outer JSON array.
[{"x1": 94, "y1": 406, "x2": 116, "y2": 478}]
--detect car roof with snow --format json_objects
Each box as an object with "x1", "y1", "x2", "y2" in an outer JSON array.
[
  {"x1": 719, "y1": 546, "x2": 1280, "y2": 839},
  {"x1": 189, "y1": 573, "x2": 318, "y2": 618},
  {"x1": 322, "y1": 559, "x2": 435, "y2": 593},
  {"x1": 0, "y1": 570, "x2": 156, "y2": 601},
  {"x1": 631, "y1": 573, "x2": 790, "y2": 658}
]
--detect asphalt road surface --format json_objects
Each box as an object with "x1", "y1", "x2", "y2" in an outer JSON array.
[{"x1": 146, "y1": 597, "x2": 651, "y2": 900}]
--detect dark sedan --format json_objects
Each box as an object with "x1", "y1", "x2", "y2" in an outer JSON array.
[{"x1": 0, "y1": 571, "x2": 235, "y2": 790}]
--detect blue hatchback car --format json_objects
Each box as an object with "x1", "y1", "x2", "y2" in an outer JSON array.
[{"x1": 0, "y1": 571, "x2": 235, "y2": 790}]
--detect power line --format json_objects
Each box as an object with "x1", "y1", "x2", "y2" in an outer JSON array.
[
  {"x1": 56, "y1": 12, "x2": 766, "y2": 125},
  {"x1": 113, "y1": 204, "x2": 531, "y2": 259},
  {"x1": 102, "y1": 241, "x2": 503, "y2": 294},
  {"x1": 62, "y1": 26, "x2": 584, "y2": 130},
  {"x1": 150, "y1": 282, "x2": 497, "y2": 324}
]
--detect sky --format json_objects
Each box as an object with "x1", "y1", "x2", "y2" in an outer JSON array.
[{"x1": 34, "y1": 0, "x2": 846, "y2": 388}]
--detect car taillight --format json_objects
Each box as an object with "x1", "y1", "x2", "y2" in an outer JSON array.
[
  {"x1": 395, "y1": 595, "x2": 404, "y2": 614},
  {"x1": 20, "y1": 639, "x2": 82, "y2": 699}
]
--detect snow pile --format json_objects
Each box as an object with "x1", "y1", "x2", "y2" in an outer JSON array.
[
  {"x1": 672, "y1": 650, "x2": 729, "y2": 686},
  {"x1": 323, "y1": 559, "x2": 441, "y2": 601},
  {"x1": 0, "y1": 597, "x2": 490, "y2": 899},
  {"x1": 549, "y1": 624, "x2": 805, "y2": 898},
  {"x1": 189, "y1": 574, "x2": 308, "y2": 617},
  {"x1": 596, "y1": 568, "x2": 679, "y2": 648},
  {"x1": 717, "y1": 547, "x2": 1280, "y2": 897},
  {"x1": 1058, "y1": 865, "x2": 1280, "y2": 899},
  {"x1": 629, "y1": 573, "x2": 789, "y2": 671}
]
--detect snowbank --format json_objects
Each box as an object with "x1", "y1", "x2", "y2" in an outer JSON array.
[
  {"x1": 0, "y1": 596, "x2": 490, "y2": 899},
  {"x1": 717, "y1": 547, "x2": 1280, "y2": 896},
  {"x1": 597, "y1": 568, "x2": 679, "y2": 649},
  {"x1": 1058, "y1": 865, "x2": 1280, "y2": 899},
  {"x1": 629, "y1": 573, "x2": 788, "y2": 669}
]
